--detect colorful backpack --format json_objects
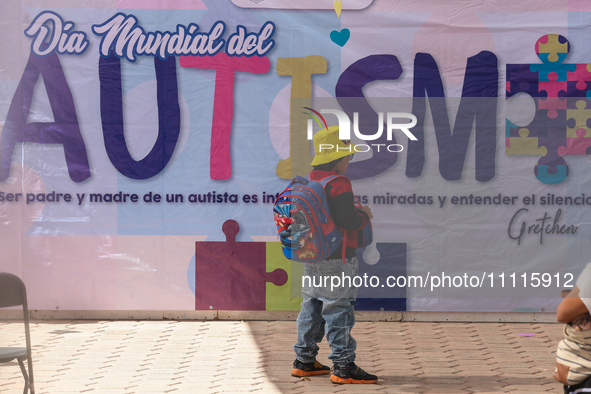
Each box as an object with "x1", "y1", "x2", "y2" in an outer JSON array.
[{"x1": 273, "y1": 175, "x2": 372, "y2": 263}]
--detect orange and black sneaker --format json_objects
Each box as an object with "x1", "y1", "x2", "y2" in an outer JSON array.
[
  {"x1": 291, "y1": 359, "x2": 331, "y2": 377},
  {"x1": 330, "y1": 363, "x2": 378, "y2": 384}
]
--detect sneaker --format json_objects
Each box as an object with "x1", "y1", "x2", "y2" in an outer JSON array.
[
  {"x1": 330, "y1": 363, "x2": 378, "y2": 384},
  {"x1": 291, "y1": 359, "x2": 331, "y2": 377}
]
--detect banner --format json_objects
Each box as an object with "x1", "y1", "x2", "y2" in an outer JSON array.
[{"x1": 1, "y1": 0, "x2": 589, "y2": 312}]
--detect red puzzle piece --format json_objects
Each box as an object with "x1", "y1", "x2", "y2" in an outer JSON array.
[
  {"x1": 195, "y1": 220, "x2": 287, "y2": 310},
  {"x1": 539, "y1": 73, "x2": 567, "y2": 97},
  {"x1": 557, "y1": 128, "x2": 591, "y2": 156},
  {"x1": 538, "y1": 97, "x2": 566, "y2": 119},
  {"x1": 567, "y1": 63, "x2": 591, "y2": 91}
]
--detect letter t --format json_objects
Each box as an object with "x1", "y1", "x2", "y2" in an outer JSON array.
[{"x1": 180, "y1": 53, "x2": 270, "y2": 180}]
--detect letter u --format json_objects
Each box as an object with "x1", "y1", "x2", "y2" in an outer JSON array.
[
  {"x1": 99, "y1": 53, "x2": 180, "y2": 179},
  {"x1": 353, "y1": 112, "x2": 383, "y2": 140},
  {"x1": 312, "y1": 276, "x2": 322, "y2": 288}
]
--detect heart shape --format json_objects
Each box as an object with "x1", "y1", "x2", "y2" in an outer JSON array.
[
  {"x1": 330, "y1": 28, "x2": 350, "y2": 47},
  {"x1": 334, "y1": 0, "x2": 342, "y2": 18}
]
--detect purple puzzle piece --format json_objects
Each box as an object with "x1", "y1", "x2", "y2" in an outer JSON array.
[{"x1": 507, "y1": 64, "x2": 543, "y2": 98}]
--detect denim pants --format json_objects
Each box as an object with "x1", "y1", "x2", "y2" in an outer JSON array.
[{"x1": 293, "y1": 257, "x2": 359, "y2": 368}]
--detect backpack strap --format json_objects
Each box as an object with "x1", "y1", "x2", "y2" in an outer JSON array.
[
  {"x1": 311, "y1": 174, "x2": 349, "y2": 264},
  {"x1": 341, "y1": 231, "x2": 347, "y2": 264},
  {"x1": 316, "y1": 174, "x2": 346, "y2": 188},
  {"x1": 291, "y1": 175, "x2": 309, "y2": 186}
]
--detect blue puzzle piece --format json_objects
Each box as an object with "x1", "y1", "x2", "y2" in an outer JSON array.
[
  {"x1": 355, "y1": 243, "x2": 406, "y2": 311},
  {"x1": 534, "y1": 164, "x2": 568, "y2": 184},
  {"x1": 530, "y1": 58, "x2": 576, "y2": 81},
  {"x1": 506, "y1": 119, "x2": 518, "y2": 138}
]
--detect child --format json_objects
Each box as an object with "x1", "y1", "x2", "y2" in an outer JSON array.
[
  {"x1": 570, "y1": 312, "x2": 591, "y2": 331},
  {"x1": 290, "y1": 126, "x2": 378, "y2": 384},
  {"x1": 555, "y1": 262, "x2": 591, "y2": 392}
]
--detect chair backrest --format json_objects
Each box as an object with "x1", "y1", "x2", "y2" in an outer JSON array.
[
  {"x1": 0, "y1": 273, "x2": 27, "y2": 308},
  {"x1": 0, "y1": 272, "x2": 34, "y2": 392}
]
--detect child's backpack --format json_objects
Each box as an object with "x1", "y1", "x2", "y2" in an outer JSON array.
[{"x1": 273, "y1": 175, "x2": 372, "y2": 263}]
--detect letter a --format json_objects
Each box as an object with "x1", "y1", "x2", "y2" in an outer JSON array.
[{"x1": 0, "y1": 52, "x2": 90, "y2": 182}]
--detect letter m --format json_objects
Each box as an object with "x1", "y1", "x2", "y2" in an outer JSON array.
[{"x1": 406, "y1": 51, "x2": 498, "y2": 182}]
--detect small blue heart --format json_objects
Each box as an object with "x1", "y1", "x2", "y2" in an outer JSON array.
[{"x1": 330, "y1": 28, "x2": 350, "y2": 47}]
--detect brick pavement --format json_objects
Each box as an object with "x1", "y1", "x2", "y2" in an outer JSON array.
[{"x1": 0, "y1": 320, "x2": 565, "y2": 393}]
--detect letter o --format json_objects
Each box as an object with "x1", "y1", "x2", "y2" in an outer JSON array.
[
  {"x1": 353, "y1": 276, "x2": 363, "y2": 287},
  {"x1": 354, "y1": 144, "x2": 371, "y2": 153},
  {"x1": 397, "y1": 276, "x2": 406, "y2": 288},
  {"x1": 370, "y1": 276, "x2": 379, "y2": 287},
  {"x1": 387, "y1": 144, "x2": 404, "y2": 152}
]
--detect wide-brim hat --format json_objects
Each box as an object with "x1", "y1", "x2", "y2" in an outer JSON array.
[{"x1": 310, "y1": 126, "x2": 358, "y2": 166}]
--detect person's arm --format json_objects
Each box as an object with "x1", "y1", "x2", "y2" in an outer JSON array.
[
  {"x1": 360, "y1": 205, "x2": 373, "y2": 220},
  {"x1": 556, "y1": 286, "x2": 589, "y2": 323},
  {"x1": 553, "y1": 363, "x2": 569, "y2": 385},
  {"x1": 325, "y1": 179, "x2": 369, "y2": 231},
  {"x1": 330, "y1": 192, "x2": 369, "y2": 230}
]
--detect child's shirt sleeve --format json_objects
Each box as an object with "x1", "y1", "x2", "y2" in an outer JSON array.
[{"x1": 325, "y1": 177, "x2": 369, "y2": 231}]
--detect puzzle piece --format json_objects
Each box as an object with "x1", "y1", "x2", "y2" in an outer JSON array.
[
  {"x1": 266, "y1": 242, "x2": 303, "y2": 311},
  {"x1": 506, "y1": 34, "x2": 591, "y2": 184},
  {"x1": 530, "y1": 108, "x2": 567, "y2": 140},
  {"x1": 538, "y1": 73, "x2": 568, "y2": 97},
  {"x1": 530, "y1": 34, "x2": 576, "y2": 81},
  {"x1": 506, "y1": 119, "x2": 514, "y2": 141},
  {"x1": 536, "y1": 33, "x2": 570, "y2": 63},
  {"x1": 534, "y1": 163, "x2": 569, "y2": 184},
  {"x1": 195, "y1": 220, "x2": 287, "y2": 310},
  {"x1": 355, "y1": 242, "x2": 407, "y2": 311},
  {"x1": 538, "y1": 96, "x2": 566, "y2": 119},
  {"x1": 506, "y1": 119, "x2": 535, "y2": 139},
  {"x1": 537, "y1": 125, "x2": 566, "y2": 159},
  {"x1": 535, "y1": 114, "x2": 568, "y2": 184},
  {"x1": 566, "y1": 99, "x2": 591, "y2": 138},
  {"x1": 266, "y1": 241, "x2": 407, "y2": 312},
  {"x1": 535, "y1": 130, "x2": 568, "y2": 184},
  {"x1": 506, "y1": 127, "x2": 547, "y2": 156},
  {"x1": 506, "y1": 64, "x2": 542, "y2": 98},
  {"x1": 566, "y1": 64, "x2": 591, "y2": 96},
  {"x1": 558, "y1": 128, "x2": 591, "y2": 156}
]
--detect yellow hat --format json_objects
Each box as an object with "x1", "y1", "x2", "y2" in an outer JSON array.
[{"x1": 310, "y1": 126, "x2": 357, "y2": 166}]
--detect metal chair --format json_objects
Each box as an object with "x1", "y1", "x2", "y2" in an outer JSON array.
[{"x1": 0, "y1": 273, "x2": 35, "y2": 394}]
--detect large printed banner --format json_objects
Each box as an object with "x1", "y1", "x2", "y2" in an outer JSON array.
[{"x1": 1, "y1": 0, "x2": 591, "y2": 312}]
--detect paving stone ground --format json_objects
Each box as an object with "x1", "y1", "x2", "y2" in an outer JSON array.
[{"x1": 0, "y1": 320, "x2": 565, "y2": 393}]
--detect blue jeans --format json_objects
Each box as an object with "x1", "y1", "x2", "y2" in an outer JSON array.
[{"x1": 293, "y1": 257, "x2": 359, "y2": 368}]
